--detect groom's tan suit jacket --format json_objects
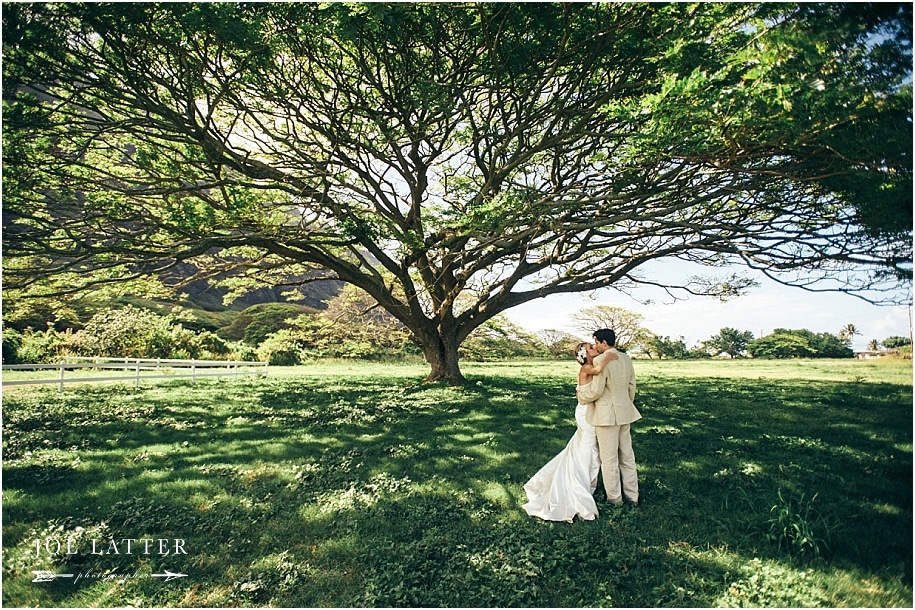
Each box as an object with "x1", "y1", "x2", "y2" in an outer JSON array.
[{"x1": 578, "y1": 348, "x2": 641, "y2": 427}]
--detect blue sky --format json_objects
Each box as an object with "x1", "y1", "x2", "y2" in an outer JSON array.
[{"x1": 504, "y1": 260, "x2": 912, "y2": 352}]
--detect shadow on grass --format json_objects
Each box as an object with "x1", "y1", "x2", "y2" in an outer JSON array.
[{"x1": 2, "y1": 370, "x2": 911, "y2": 607}]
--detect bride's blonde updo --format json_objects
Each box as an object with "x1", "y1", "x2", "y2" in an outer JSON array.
[{"x1": 575, "y1": 342, "x2": 589, "y2": 365}]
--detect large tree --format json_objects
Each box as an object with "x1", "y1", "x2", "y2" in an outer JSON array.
[
  {"x1": 570, "y1": 305, "x2": 646, "y2": 350},
  {"x1": 3, "y1": 2, "x2": 911, "y2": 383}
]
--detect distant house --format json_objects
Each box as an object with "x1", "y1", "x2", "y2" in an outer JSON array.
[{"x1": 854, "y1": 349, "x2": 901, "y2": 360}]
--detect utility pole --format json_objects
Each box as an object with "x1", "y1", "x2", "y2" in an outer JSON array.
[{"x1": 909, "y1": 304, "x2": 912, "y2": 349}]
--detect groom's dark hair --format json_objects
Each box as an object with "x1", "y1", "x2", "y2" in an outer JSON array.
[{"x1": 593, "y1": 328, "x2": 616, "y2": 346}]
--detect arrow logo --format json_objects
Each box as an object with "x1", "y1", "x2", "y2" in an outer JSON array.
[
  {"x1": 32, "y1": 571, "x2": 74, "y2": 582},
  {"x1": 151, "y1": 570, "x2": 188, "y2": 582}
]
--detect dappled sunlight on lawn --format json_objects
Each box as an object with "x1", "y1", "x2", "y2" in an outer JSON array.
[{"x1": 2, "y1": 360, "x2": 910, "y2": 607}]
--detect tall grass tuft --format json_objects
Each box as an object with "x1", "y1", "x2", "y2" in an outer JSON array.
[{"x1": 765, "y1": 490, "x2": 838, "y2": 559}]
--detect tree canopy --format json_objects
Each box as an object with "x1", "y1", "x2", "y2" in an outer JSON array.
[
  {"x1": 3, "y1": 2, "x2": 911, "y2": 382},
  {"x1": 570, "y1": 305, "x2": 646, "y2": 350},
  {"x1": 747, "y1": 328, "x2": 853, "y2": 358},
  {"x1": 882, "y1": 335, "x2": 912, "y2": 349},
  {"x1": 703, "y1": 327, "x2": 756, "y2": 358}
]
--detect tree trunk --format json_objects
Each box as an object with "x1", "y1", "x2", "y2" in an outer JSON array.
[{"x1": 422, "y1": 334, "x2": 467, "y2": 385}]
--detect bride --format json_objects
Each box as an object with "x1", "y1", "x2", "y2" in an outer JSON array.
[{"x1": 522, "y1": 342, "x2": 604, "y2": 522}]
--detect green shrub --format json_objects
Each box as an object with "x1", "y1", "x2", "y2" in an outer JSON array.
[
  {"x1": 80, "y1": 305, "x2": 176, "y2": 357},
  {"x1": 257, "y1": 329, "x2": 307, "y2": 365},
  {"x1": 2, "y1": 327, "x2": 23, "y2": 364},
  {"x1": 5, "y1": 304, "x2": 266, "y2": 364},
  {"x1": 15, "y1": 327, "x2": 68, "y2": 364},
  {"x1": 227, "y1": 341, "x2": 259, "y2": 362},
  {"x1": 192, "y1": 330, "x2": 232, "y2": 358}
]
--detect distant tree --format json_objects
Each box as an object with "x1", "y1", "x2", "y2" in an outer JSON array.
[
  {"x1": 319, "y1": 284, "x2": 417, "y2": 357},
  {"x1": 882, "y1": 335, "x2": 912, "y2": 349},
  {"x1": 570, "y1": 306, "x2": 646, "y2": 351},
  {"x1": 629, "y1": 328, "x2": 659, "y2": 359},
  {"x1": 748, "y1": 329, "x2": 853, "y2": 358},
  {"x1": 868, "y1": 339, "x2": 880, "y2": 352},
  {"x1": 648, "y1": 335, "x2": 692, "y2": 360},
  {"x1": 886, "y1": 337, "x2": 913, "y2": 358},
  {"x1": 747, "y1": 332, "x2": 816, "y2": 359},
  {"x1": 538, "y1": 329, "x2": 582, "y2": 358},
  {"x1": 218, "y1": 303, "x2": 316, "y2": 345},
  {"x1": 838, "y1": 323, "x2": 860, "y2": 345},
  {"x1": 460, "y1": 315, "x2": 549, "y2": 361},
  {"x1": 703, "y1": 327, "x2": 755, "y2": 358},
  {"x1": 800, "y1": 330, "x2": 855, "y2": 358}
]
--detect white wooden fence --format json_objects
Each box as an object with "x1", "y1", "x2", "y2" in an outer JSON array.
[{"x1": 2, "y1": 357, "x2": 269, "y2": 392}]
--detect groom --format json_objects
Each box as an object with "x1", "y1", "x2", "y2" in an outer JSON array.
[{"x1": 576, "y1": 328, "x2": 641, "y2": 505}]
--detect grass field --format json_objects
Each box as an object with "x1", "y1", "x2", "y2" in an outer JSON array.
[{"x1": 2, "y1": 358, "x2": 912, "y2": 607}]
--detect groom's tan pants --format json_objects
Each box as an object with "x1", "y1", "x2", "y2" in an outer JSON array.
[{"x1": 595, "y1": 424, "x2": 639, "y2": 503}]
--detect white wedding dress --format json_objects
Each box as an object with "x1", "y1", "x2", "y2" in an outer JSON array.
[{"x1": 522, "y1": 401, "x2": 601, "y2": 522}]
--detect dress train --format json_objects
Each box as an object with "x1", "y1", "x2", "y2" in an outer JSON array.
[{"x1": 522, "y1": 402, "x2": 600, "y2": 522}]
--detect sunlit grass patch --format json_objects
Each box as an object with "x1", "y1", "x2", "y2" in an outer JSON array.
[{"x1": 2, "y1": 359, "x2": 911, "y2": 607}]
